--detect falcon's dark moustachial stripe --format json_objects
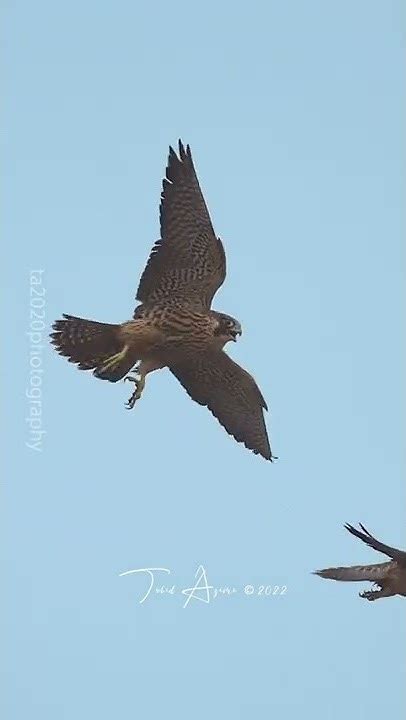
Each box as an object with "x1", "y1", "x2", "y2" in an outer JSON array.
[{"x1": 51, "y1": 140, "x2": 276, "y2": 461}]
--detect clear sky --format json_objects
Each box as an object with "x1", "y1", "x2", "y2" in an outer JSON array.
[{"x1": 2, "y1": 1, "x2": 405, "y2": 718}]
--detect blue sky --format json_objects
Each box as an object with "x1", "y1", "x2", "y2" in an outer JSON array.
[{"x1": 2, "y1": 1, "x2": 405, "y2": 717}]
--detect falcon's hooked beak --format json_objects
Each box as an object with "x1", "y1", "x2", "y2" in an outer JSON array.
[{"x1": 230, "y1": 324, "x2": 242, "y2": 341}]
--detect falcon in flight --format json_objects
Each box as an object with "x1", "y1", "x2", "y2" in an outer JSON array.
[
  {"x1": 51, "y1": 141, "x2": 275, "y2": 460},
  {"x1": 314, "y1": 523, "x2": 406, "y2": 601}
]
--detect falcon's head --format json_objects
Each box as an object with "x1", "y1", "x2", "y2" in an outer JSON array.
[{"x1": 212, "y1": 312, "x2": 242, "y2": 346}]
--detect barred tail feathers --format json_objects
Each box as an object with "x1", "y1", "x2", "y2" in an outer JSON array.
[{"x1": 50, "y1": 314, "x2": 135, "y2": 382}]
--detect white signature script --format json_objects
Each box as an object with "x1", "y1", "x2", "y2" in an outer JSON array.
[{"x1": 119, "y1": 565, "x2": 287, "y2": 608}]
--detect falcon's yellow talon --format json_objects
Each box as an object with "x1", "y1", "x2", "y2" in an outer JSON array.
[
  {"x1": 124, "y1": 374, "x2": 145, "y2": 409},
  {"x1": 98, "y1": 345, "x2": 129, "y2": 374}
]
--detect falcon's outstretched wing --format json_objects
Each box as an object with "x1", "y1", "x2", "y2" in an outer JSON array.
[
  {"x1": 136, "y1": 141, "x2": 226, "y2": 309},
  {"x1": 345, "y1": 524, "x2": 406, "y2": 565},
  {"x1": 170, "y1": 350, "x2": 273, "y2": 461},
  {"x1": 313, "y1": 562, "x2": 392, "y2": 583}
]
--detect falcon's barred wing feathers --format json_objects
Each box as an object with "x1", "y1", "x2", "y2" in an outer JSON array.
[
  {"x1": 136, "y1": 141, "x2": 226, "y2": 309},
  {"x1": 170, "y1": 350, "x2": 273, "y2": 461},
  {"x1": 314, "y1": 563, "x2": 392, "y2": 583}
]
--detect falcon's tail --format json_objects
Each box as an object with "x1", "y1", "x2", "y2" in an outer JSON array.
[
  {"x1": 50, "y1": 314, "x2": 135, "y2": 382},
  {"x1": 313, "y1": 562, "x2": 391, "y2": 583}
]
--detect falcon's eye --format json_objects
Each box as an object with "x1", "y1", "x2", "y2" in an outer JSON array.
[{"x1": 226, "y1": 319, "x2": 234, "y2": 328}]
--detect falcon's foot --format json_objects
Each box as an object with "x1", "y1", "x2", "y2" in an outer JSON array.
[
  {"x1": 124, "y1": 374, "x2": 145, "y2": 409},
  {"x1": 359, "y1": 584, "x2": 382, "y2": 601}
]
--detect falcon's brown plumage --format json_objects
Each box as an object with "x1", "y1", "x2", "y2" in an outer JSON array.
[
  {"x1": 314, "y1": 523, "x2": 406, "y2": 601},
  {"x1": 51, "y1": 141, "x2": 275, "y2": 460}
]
